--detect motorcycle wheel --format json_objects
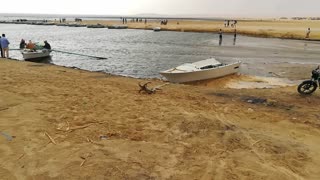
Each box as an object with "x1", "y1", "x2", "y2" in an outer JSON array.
[{"x1": 297, "y1": 81, "x2": 317, "y2": 95}]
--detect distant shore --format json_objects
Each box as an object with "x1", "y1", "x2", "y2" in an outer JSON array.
[{"x1": 2, "y1": 18, "x2": 320, "y2": 41}]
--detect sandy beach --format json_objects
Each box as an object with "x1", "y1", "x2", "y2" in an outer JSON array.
[
  {"x1": 0, "y1": 58, "x2": 320, "y2": 179},
  {"x1": 80, "y1": 19, "x2": 320, "y2": 40}
]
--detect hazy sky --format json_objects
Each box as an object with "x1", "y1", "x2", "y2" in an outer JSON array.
[{"x1": 3, "y1": 0, "x2": 319, "y2": 17}]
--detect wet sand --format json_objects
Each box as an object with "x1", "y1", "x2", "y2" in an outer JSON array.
[
  {"x1": 1, "y1": 58, "x2": 320, "y2": 179},
  {"x1": 81, "y1": 19, "x2": 320, "y2": 40}
]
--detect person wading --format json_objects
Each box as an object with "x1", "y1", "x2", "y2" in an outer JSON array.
[{"x1": 306, "y1": 28, "x2": 311, "y2": 38}]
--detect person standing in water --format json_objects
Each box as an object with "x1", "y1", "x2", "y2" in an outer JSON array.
[
  {"x1": 233, "y1": 29, "x2": 237, "y2": 45},
  {"x1": 218, "y1": 29, "x2": 223, "y2": 46},
  {"x1": 306, "y1": 28, "x2": 311, "y2": 38}
]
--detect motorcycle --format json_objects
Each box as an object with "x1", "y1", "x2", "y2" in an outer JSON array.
[{"x1": 297, "y1": 66, "x2": 320, "y2": 95}]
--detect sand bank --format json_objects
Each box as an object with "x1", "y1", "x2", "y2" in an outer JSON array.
[
  {"x1": 81, "y1": 19, "x2": 320, "y2": 40},
  {"x1": 0, "y1": 59, "x2": 320, "y2": 179}
]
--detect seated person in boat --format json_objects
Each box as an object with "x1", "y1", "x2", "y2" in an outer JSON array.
[
  {"x1": 43, "y1": 40, "x2": 51, "y2": 50},
  {"x1": 26, "y1": 40, "x2": 36, "y2": 51},
  {"x1": 19, "y1": 39, "x2": 26, "y2": 49}
]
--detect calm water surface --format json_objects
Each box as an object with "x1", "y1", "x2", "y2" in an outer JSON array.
[{"x1": 1, "y1": 24, "x2": 319, "y2": 79}]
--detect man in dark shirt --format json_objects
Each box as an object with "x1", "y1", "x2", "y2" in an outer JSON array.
[{"x1": 43, "y1": 40, "x2": 51, "y2": 50}]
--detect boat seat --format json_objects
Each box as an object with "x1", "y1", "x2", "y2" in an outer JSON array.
[{"x1": 175, "y1": 63, "x2": 199, "y2": 71}]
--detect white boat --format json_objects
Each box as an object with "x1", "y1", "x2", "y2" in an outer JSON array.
[
  {"x1": 160, "y1": 58, "x2": 241, "y2": 83},
  {"x1": 22, "y1": 49, "x2": 51, "y2": 60},
  {"x1": 153, "y1": 27, "x2": 161, "y2": 32}
]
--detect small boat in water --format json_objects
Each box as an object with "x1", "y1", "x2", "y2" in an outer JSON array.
[
  {"x1": 153, "y1": 27, "x2": 161, "y2": 32},
  {"x1": 87, "y1": 24, "x2": 107, "y2": 28},
  {"x1": 107, "y1": 25, "x2": 128, "y2": 29},
  {"x1": 22, "y1": 49, "x2": 51, "y2": 60},
  {"x1": 160, "y1": 58, "x2": 241, "y2": 83}
]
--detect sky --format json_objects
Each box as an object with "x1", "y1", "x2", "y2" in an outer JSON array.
[{"x1": 2, "y1": 0, "x2": 319, "y2": 17}]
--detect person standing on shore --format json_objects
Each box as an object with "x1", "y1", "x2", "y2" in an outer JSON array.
[
  {"x1": 306, "y1": 28, "x2": 311, "y2": 38},
  {"x1": 0, "y1": 34, "x2": 10, "y2": 58},
  {"x1": 0, "y1": 36, "x2": 3, "y2": 58}
]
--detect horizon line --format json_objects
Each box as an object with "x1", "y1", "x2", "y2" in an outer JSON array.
[{"x1": 0, "y1": 12, "x2": 318, "y2": 19}]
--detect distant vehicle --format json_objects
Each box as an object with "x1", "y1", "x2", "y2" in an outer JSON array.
[
  {"x1": 160, "y1": 58, "x2": 241, "y2": 83},
  {"x1": 297, "y1": 66, "x2": 320, "y2": 95}
]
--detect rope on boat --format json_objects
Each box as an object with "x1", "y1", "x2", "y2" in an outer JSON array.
[
  {"x1": 51, "y1": 49, "x2": 108, "y2": 60},
  {"x1": 10, "y1": 48, "x2": 108, "y2": 60}
]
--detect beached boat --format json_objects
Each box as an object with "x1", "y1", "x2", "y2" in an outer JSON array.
[
  {"x1": 107, "y1": 25, "x2": 128, "y2": 29},
  {"x1": 67, "y1": 23, "x2": 86, "y2": 27},
  {"x1": 21, "y1": 49, "x2": 51, "y2": 60},
  {"x1": 153, "y1": 27, "x2": 161, "y2": 32},
  {"x1": 56, "y1": 23, "x2": 68, "y2": 26},
  {"x1": 87, "y1": 24, "x2": 106, "y2": 28},
  {"x1": 160, "y1": 58, "x2": 241, "y2": 83}
]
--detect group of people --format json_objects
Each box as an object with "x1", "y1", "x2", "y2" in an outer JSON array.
[
  {"x1": 20, "y1": 39, "x2": 51, "y2": 51},
  {"x1": 0, "y1": 34, "x2": 10, "y2": 58},
  {"x1": 224, "y1": 20, "x2": 238, "y2": 28},
  {"x1": 0, "y1": 33, "x2": 52, "y2": 59},
  {"x1": 160, "y1": 19, "x2": 168, "y2": 25}
]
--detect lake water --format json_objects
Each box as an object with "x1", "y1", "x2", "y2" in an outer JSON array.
[{"x1": 1, "y1": 23, "x2": 320, "y2": 79}]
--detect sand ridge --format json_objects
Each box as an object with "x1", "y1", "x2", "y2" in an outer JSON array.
[{"x1": 81, "y1": 19, "x2": 320, "y2": 40}]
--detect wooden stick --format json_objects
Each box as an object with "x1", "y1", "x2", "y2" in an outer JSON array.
[
  {"x1": 80, "y1": 153, "x2": 92, "y2": 167},
  {"x1": 66, "y1": 120, "x2": 70, "y2": 131},
  {"x1": 45, "y1": 132, "x2": 57, "y2": 145},
  {"x1": 152, "y1": 83, "x2": 170, "y2": 91},
  {"x1": 80, "y1": 159, "x2": 86, "y2": 167},
  {"x1": 252, "y1": 139, "x2": 262, "y2": 146},
  {"x1": 17, "y1": 153, "x2": 25, "y2": 160},
  {"x1": 86, "y1": 137, "x2": 93, "y2": 143},
  {"x1": 68, "y1": 122, "x2": 105, "y2": 132},
  {"x1": 0, "y1": 107, "x2": 9, "y2": 111}
]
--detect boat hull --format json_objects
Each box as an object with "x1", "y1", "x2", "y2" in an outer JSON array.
[
  {"x1": 22, "y1": 50, "x2": 51, "y2": 60},
  {"x1": 153, "y1": 27, "x2": 161, "y2": 32},
  {"x1": 107, "y1": 25, "x2": 128, "y2": 29},
  {"x1": 160, "y1": 62, "x2": 241, "y2": 83}
]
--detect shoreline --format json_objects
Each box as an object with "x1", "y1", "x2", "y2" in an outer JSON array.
[{"x1": 1, "y1": 19, "x2": 320, "y2": 41}]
